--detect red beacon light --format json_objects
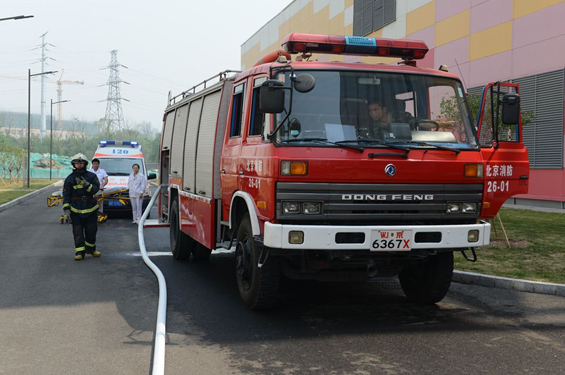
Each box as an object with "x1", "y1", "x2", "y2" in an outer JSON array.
[{"x1": 281, "y1": 33, "x2": 428, "y2": 60}]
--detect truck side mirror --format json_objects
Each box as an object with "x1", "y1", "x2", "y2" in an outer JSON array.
[
  {"x1": 148, "y1": 172, "x2": 157, "y2": 180},
  {"x1": 500, "y1": 93, "x2": 520, "y2": 125},
  {"x1": 260, "y1": 80, "x2": 285, "y2": 113}
]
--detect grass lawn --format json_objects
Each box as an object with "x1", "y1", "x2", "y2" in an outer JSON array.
[
  {"x1": 0, "y1": 179, "x2": 56, "y2": 205},
  {"x1": 455, "y1": 208, "x2": 565, "y2": 284}
]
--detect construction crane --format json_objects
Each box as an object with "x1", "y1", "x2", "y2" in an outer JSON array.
[{"x1": 57, "y1": 70, "x2": 84, "y2": 129}]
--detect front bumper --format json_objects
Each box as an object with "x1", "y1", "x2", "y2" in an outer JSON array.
[{"x1": 263, "y1": 221, "x2": 491, "y2": 250}]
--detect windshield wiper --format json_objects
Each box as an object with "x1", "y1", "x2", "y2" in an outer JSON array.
[
  {"x1": 336, "y1": 139, "x2": 410, "y2": 153},
  {"x1": 109, "y1": 172, "x2": 130, "y2": 176},
  {"x1": 281, "y1": 138, "x2": 364, "y2": 152},
  {"x1": 395, "y1": 141, "x2": 461, "y2": 154}
]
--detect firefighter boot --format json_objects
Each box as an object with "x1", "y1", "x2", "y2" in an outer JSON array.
[
  {"x1": 75, "y1": 251, "x2": 86, "y2": 261},
  {"x1": 87, "y1": 250, "x2": 101, "y2": 257}
]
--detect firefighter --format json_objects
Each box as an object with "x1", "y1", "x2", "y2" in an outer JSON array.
[{"x1": 62, "y1": 153, "x2": 101, "y2": 260}]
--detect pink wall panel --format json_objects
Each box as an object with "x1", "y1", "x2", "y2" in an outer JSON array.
[
  {"x1": 513, "y1": 34, "x2": 565, "y2": 78},
  {"x1": 407, "y1": 25, "x2": 436, "y2": 49},
  {"x1": 521, "y1": 168, "x2": 565, "y2": 202},
  {"x1": 418, "y1": 48, "x2": 435, "y2": 69},
  {"x1": 468, "y1": 51, "x2": 513, "y2": 87},
  {"x1": 513, "y1": 2, "x2": 565, "y2": 49},
  {"x1": 434, "y1": 37, "x2": 470, "y2": 67},
  {"x1": 470, "y1": 0, "x2": 513, "y2": 34},
  {"x1": 471, "y1": 0, "x2": 489, "y2": 6},
  {"x1": 435, "y1": 0, "x2": 472, "y2": 22}
]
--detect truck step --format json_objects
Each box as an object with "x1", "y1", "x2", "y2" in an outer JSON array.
[{"x1": 142, "y1": 219, "x2": 170, "y2": 228}]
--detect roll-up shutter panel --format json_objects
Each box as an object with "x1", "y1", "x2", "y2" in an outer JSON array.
[
  {"x1": 162, "y1": 110, "x2": 175, "y2": 151},
  {"x1": 195, "y1": 90, "x2": 222, "y2": 198},
  {"x1": 515, "y1": 70, "x2": 564, "y2": 169},
  {"x1": 182, "y1": 99, "x2": 202, "y2": 192},
  {"x1": 170, "y1": 104, "x2": 189, "y2": 175}
]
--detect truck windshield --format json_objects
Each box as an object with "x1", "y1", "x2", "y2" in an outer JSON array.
[
  {"x1": 98, "y1": 158, "x2": 145, "y2": 176},
  {"x1": 274, "y1": 70, "x2": 477, "y2": 150}
]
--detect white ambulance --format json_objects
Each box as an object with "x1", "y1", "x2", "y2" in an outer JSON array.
[{"x1": 93, "y1": 140, "x2": 156, "y2": 213}]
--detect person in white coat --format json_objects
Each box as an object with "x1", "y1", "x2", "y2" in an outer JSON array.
[{"x1": 128, "y1": 163, "x2": 148, "y2": 224}]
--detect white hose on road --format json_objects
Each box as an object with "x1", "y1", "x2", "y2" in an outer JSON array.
[{"x1": 137, "y1": 185, "x2": 167, "y2": 375}]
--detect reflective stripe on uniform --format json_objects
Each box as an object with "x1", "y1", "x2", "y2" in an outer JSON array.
[
  {"x1": 85, "y1": 241, "x2": 96, "y2": 247},
  {"x1": 63, "y1": 203, "x2": 70, "y2": 208},
  {"x1": 73, "y1": 185, "x2": 84, "y2": 189},
  {"x1": 86, "y1": 184, "x2": 93, "y2": 193},
  {"x1": 75, "y1": 246, "x2": 86, "y2": 252},
  {"x1": 70, "y1": 204, "x2": 99, "y2": 214}
]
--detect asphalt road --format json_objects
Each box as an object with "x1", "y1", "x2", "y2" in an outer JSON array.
[{"x1": 1, "y1": 190, "x2": 565, "y2": 375}]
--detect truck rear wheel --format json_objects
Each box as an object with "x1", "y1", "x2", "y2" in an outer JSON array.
[
  {"x1": 169, "y1": 198, "x2": 192, "y2": 260},
  {"x1": 399, "y1": 252, "x2": 453, "y2": 304},
  {"x1": 235, "y1": 214, "x2": 280, "y2": 310}
]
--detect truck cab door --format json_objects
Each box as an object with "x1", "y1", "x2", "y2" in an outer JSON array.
[
  {"x1": 220, "y1": 81, "x2": 247, "y2": 218},
  {"x1": 477, "y1": 82, "x2": 530, "y2": 218}
]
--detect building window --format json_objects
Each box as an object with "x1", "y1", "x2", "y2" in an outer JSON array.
[{"x1": 353, "y1": 0, "x2": 396, "y2": 37}]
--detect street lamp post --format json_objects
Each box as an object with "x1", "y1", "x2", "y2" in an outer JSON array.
[
  {"x1": 50, "y1": 99, "x2": 70, "y2": 180},
  {"x1": 27, "y1": 69, "x2": 57, "y2": 187}
]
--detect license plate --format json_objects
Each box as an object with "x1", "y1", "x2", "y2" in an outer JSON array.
[
  {"x1": 108, "y1": 200, "x2": 124, "y2": 207},
  {"x1": 370, "y1": 230, "x2": 412, "y2": 251}
]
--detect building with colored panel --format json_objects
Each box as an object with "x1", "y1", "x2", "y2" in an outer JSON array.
[{"x1": 241, "y1": 0, "x2": 565, "y2": 210}]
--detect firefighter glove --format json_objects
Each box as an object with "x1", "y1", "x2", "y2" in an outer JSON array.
[
  {"x1": 76, "y1": 177, "x2": 90, "y2": 188},
  {"x1": 64, "y1": 209, "x2": 72, "y2": 224}
]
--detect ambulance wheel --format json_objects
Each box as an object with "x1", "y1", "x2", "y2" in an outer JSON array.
[
  {"x1": 399, "y1": 251, "x2": 453, "y2": 304},
  {"x1": 170, "y1": 198, "x2": 191, "y2": 260},
  {"x1": 235, "y1": 214, "x2": 280, "y2": 310}
]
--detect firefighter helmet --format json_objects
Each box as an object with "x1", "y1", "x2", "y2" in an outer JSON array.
[{"x1": 71, "y1": 153, "x2": 89, "y2": 166}]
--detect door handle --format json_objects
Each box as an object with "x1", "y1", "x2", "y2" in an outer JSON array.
[{"x1": 239, "y1": 171, "x2": 244, "y2": 175}]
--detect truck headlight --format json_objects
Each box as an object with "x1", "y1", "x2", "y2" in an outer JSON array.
[
  {"x1": 303, "y1": 202, "x2": 322, "y2": 214},
  {"x1": 462, "y1": 203, "x2": 477, "y2": 213},
  {"x1": 447, "y1": 203, "x2": 461, "y2": 213},
  {"x1": 282, "y1": 202, "x2": 300, "y2": 214}
]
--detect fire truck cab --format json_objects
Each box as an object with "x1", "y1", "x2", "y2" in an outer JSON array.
[{"x1": 159, "y1": 33, "x2": 529, "y2": 310}]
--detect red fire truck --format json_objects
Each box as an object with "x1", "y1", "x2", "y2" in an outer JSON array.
[{"x1": 158, "y1": 33, "x2": 529, "y2": 310}]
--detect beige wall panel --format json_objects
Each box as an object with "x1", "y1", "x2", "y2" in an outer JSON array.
[
  {"x1": 435, "y1": 10, "x2": 470, "y2": 47},
  {"x1": 329, "y1": 13, "x2": 346, "y2": 35},
  {"x1": 313, "y1": 5, "x2": 329, "y2": 30},
  {"x1": 279, "y1": 18, "x2": 291, "y2": 41},
  {"x1": 469, "y1": 21, "x2": 513, "y2": 61},
  {"x1": 406, "y1": 1, "x2": 435, "y2": 35},
  {"x1": 513, "y1": 0, "x2": 564, "y2": 18}
]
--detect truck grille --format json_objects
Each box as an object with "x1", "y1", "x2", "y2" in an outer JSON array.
[{"x1": 276, "y1": 182, "x2": 483, "y2": 225}]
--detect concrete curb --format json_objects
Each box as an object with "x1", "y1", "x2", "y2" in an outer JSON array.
[
  {"x1": 0, "y1": 182, "x2": 59, "y2": 213},
  {"x1": 453, "y1": 270, "x2": 565, "y2": 297}
]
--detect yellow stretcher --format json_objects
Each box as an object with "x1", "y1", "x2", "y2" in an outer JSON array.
[{"x1": 47, "y1": 188, "x2": 130, "y2": 224}]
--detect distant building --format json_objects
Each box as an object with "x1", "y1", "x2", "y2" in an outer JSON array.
[
  {"x1": 242, "y1": 0, "x2": 565, "y2": 210},
  {"x1": 0, "y1": 110, "x2": 98, "y2": 139}
]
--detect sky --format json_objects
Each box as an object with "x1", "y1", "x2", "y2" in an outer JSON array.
[{"x1": 0, "y1": 1, "x2": 292, "y2": 131}]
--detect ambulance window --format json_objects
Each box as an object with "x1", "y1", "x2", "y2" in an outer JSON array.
[
  {"x1": 230, "y1": 83, "x2": 245, "y2": 137},
  {"x1": 249, "y1": 87, "x2": 264, "y2": 136}
]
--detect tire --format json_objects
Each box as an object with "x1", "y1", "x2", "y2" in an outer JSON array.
[
  {"x1": 399, "y1": 252, "x2": 454, "y2": 304},
  {"x1": 169, "y1": 198, "x2": 192, "y2": 260},
  {"x1": 235, "y1": 214, "x2": 280, "y2": 310},
  {"x1": 192, "y1": 244, "x2": 212, "y2": 261}
]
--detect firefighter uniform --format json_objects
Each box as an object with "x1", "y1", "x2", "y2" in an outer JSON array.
[{"x1": 63, "y1": 154, "x2": 101, "y2": 260}]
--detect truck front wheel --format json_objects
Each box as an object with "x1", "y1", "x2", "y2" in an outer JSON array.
[
  {"x1": 235, "y1": 214, "x2": 280, "y2": 310},
  {"x1": 399, "y1": 252, "x2": 453, "y2": 304}
]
